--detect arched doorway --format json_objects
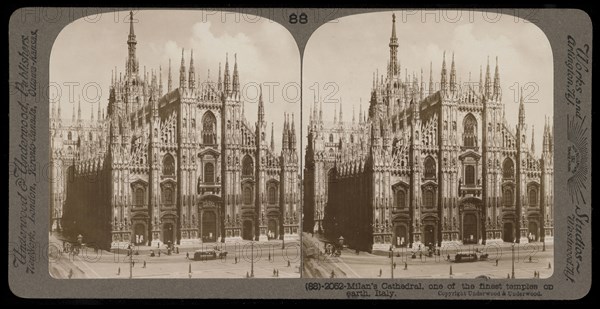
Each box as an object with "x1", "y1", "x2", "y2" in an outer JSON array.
[
  {"x1": 503, "y1": 222, "x2": 514, "y2": 242},
  {"x1": 242, "y1": 220, "x2": 253, "y2": 240},
  {"x1": 163, "y1": 223, "x2": 174, "y2": 244},
  {"x1": 268, "y1": 218, "x2": 278, "y2": 240},
  {"x1": 463, "y1": 213, "x2": 478, "y2": 244},
  {"x1": 394, "y1": 224, "x2": 408, "y2": 247},
  {"x1": 202, "y1": 211, "x2": 217, "y2": 242},
  {"x1": 134, "y1": 223, "x2": 146, "y2": 245},
  {"x1": 528, "y1": 221, "x2": 539, "y2": 242}
]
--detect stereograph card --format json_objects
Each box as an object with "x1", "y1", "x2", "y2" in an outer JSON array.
[{"x1": 7, "y1": 7, "x2": 592, "y2": 300}]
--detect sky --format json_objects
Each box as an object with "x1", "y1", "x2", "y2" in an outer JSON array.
[
  {"x1": 50, "y1": 9, "x2": 300, "y2": 152},
  {"x1": 303, "y1": 10, "x2": 553, "y2": 159}
]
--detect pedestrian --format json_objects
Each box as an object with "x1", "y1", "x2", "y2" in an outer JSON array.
[
  {"x1": 68, "y1": 269, "x2": 73, "y2": 279},
  {"x1": 276, "y1": 269, "x2": 279, "y2": 277},
  {"x1": 158, "y1": 250, "x2": 161, "y2": 257},
  {"x1": 404, "y1": 262, "x2": 407, "y2": 270},
  {"x1": 419, "y1": 252, "x2": 422, "y2": 259},
  {"x1": 186, "y1": 252, "x2": 189, "y2": 259},
  {"x1": 447, "y1": 254, "x2": 450, "y2": 261},
  {"x1": 496, "y1": 259, "x2": 499, "y2": 266},
  {"x1": 235, "y1": 257, "x2": 238, "y2": 264},
  {"x1": 117, "y1": 267, "x2": 121, "y2": 275},
  {"x1": 393, "y1": 262, "x2": 396, "y2": 269},
  {"x1": 143, "y1": 260, "x2": 146, "y2": 268},
  {"x1": 287, "y1": 260, "x2": 291, "y2": 267},
  {"x1": 330, "y1": 270, "x2": 335, "y2": 278},
  {"x1": 269, "y1": 252, "x2": 271, "y2": 261},
  {"x1": 132, "y1": 261, "x2": 135, "y2": 268},
  {"x1": 529, "y1": 256, "x2": 532, "y2": 263},
  {"x1": 379, "y1": 269, "x2": 382, "y2": 277},
  {"x1": 273, "y1": 269, "x2": 276, "y2": 277}
]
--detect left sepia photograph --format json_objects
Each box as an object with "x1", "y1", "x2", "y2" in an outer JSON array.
[{"x1": 48, "y1": 10, "x2": 301, "y2": 278}]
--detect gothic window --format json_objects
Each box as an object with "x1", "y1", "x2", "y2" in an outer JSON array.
[
  {"x1": 465, "y1": 165, "x2": 475, "y2": 186},
  {"x1": 503, "y1": 158, "x2": 514, "y2": 179},
  {"x1": 529, "y1": 188, "x2": 538, "y2": 206},
  {"x1": 191, "y1": 119, "x2": 196, "y2": 128},
  {"x1": 503, "y1": 188, "x2": 513, "y2": 207},
  {"x1": 242, "y1": 156, "x2": 253, "y2": 177},
  {"x1": 202, "y1": 111, "x2": 217, "y2": 144},
  {"x1": 396, "y1": 190, "x2": 406, "y2": 209},
  {"x1": 329, "y1": 134, "x2": 334, "y2": 143},
  {"x1": 243, "y1": 186, "x2": 253, "y2": 204},
  {"x1": 423, "y1": 189, "x2": 434, "y2": 208},
  {"x1": 135, "y1": 187, "x2": 145, "y2": 206},
  {"x1": 268, "y1": 186, "x2": 277, "y2": 204},
  {"x1": 183, "y1": 118, "x2": 187, "y2": 128},
  {"x1": 424, "y1": 157, "x2": 436, "y2": 179},
  {"x1": 463, "y1": 114, "x2": 477, "y2": 147},
  {"x1": 68, "y1": 131, "x2": 72, "y2": 140},
  {"x1": 204, "y1": 163, "x2": 215, "y2": 183},
  {"x1": 88, "y1": 132, "x2": 92, "y2": 141},
  {"x1": 162, "y1": 154, "x2": 175, "y2": 176},
  {"x1": 162, "y1": 186, "x2": 173, "y2": 205}
]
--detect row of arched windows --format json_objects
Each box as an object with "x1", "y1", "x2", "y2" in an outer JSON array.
[
  {"x1": 393, "y1": 185, "x2": 537, "y2": 209},
  {"x1": 502, "y1": 186, "x2": 538, "y2": 207},
  {"x1": 395, "y1": 187, "x2": 435, "y2": 209}
]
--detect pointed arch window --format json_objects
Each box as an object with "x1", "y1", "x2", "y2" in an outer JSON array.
[
  {"x1": 202, "y1": 111, "x2": 217, "y2": 144},
  {"x1": 242, "y1": 156, "x2": 254, "y2": 177},
  {"x1": 503, "y1": 158, "x2": 514, "y2": 179},
  {"x1": 162, "y1": 154, "x2": 175, "y2": 176},
  {"x1": 529, "y1": 188, "x2": 538, "y2": 206},
  {"x1": 268, "y1": 186, "x2": 277, "y2": 204},
  {"x1": 424, "y1": 157, "x2": 436, "y2": 179},
  {"x1": 463, "y1": 114, "x2": 477, "y2": 147},
  {"x1": 329, "y1": 134, "x2": 334, "y2": 143}
]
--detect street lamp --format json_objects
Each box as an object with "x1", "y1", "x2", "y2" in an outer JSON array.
[
  {"x1": 282, "y1": 227, "x2": 285, "y2": 250},
  {"x1": 390, "y1": 245, "x2": 394, "y2": 279},
  {"x1": 250, "y1": 239, "x2": 254, "y2": 278},
  {"x1": 129, "y1": 245, "x2": 133, "y2": 279},
  {"x1": 511, "y1": 239, "x2": 516, "y2": 279}
]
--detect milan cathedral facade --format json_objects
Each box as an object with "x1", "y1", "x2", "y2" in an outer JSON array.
[
  {"x1": 303, "y1": 14, "x2": 554, "y2": 251},
  {"x1": 50, "y1": 13, "x2": 300, "y2": 249}
]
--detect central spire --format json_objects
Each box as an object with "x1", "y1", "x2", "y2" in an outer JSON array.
[
  {"x1": 126, "y1": 11, "x2": 138, "y2": 76},
  {"x1": 388, "y1": 13, "x2": 399, "y2": 77}
]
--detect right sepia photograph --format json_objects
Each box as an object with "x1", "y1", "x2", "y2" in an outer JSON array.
[{"x1": 302, "y1": 10, "x2": 554, "y2": 279}]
